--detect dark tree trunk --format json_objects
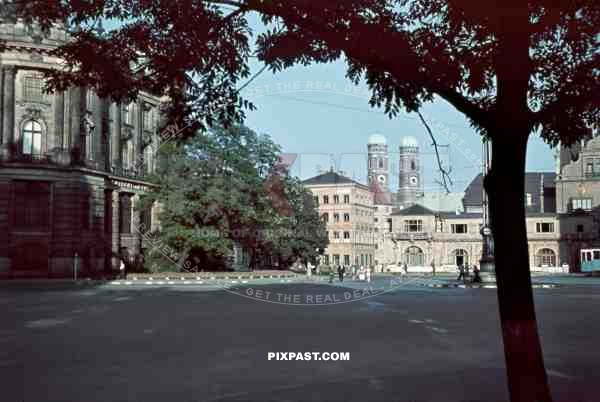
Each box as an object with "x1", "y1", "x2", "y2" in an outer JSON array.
[{"x1": 485, "y1": 133, "x2": 552, "y2": 402}]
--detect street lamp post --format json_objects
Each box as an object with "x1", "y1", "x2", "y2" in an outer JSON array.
[{"x1": 480, "y1": 138, "x2": 495, "y2": 282}]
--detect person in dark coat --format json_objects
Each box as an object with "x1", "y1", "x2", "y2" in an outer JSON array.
[
  {"x1": 472, "y1": 264, "x2": 482, "y2": 283},
  {"x1": 457, "y1": 264, "x2": 465, "y2": 281},
  {"x1": 338, "y1": 265, "x2": 345, "y2": 282}
]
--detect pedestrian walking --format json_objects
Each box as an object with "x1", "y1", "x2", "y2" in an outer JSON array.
[
  {"x1": 431, "y1": 260, "x2": 436, "y2": 276},
  {"x1": 119, "y1": 258, "x2": 126, "y2": 279},
  {"x1": 472, "y1": 264, "x2": 482, "y2": 283},
  {"x1": 457, "y1": 264, "x2": 465, "y2": 281},
  {"x1": 338, "y1": 265, "x2": 345, "y2": 282},
  {"x1": 465, "y1": 264, "x2": 470, "y2": 280},
  {"x1": 403, "y1": 262, "x2": 408, "y2": 275},
  {"x1": 366, "y1": 267, "x2": 371, "y2": 283}
]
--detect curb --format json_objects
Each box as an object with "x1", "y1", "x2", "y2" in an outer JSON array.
[
  {"x1": 108, "y1": 275, "x2": 303, "y2": 286},
  {"x1": 421, "y1": 283, "x2": 559, "y2": 289}
]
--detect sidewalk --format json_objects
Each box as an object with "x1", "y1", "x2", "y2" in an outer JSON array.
[
  {"x1": 0, "y1": 272, "x2": 300, "y2": 288},
  {"x1": 419, "y1": 273, "x2": 600, "y2": 288}
]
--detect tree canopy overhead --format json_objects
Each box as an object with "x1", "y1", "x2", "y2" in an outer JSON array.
[{"x1": 10, "y1": 0, "x2": 599, "y2": 145}]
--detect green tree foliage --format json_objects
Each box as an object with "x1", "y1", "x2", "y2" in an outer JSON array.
[{"x1": 141, "y1": 125, "x2": 327, "y2": 271}]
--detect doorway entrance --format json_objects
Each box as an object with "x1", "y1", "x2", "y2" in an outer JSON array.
[{"x1": 453, "y1": 249, "x2": 469, "y2": 267}]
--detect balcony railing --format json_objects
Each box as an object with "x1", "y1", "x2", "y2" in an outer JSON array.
[
  {"x1": 393, "y1": 232, "x2": 432, "y2": 241},
  {"x1": 7, "y1": 153, "x2": 52, "y2": 163},
  {"x1": 584, "y1": 171, "x2": 600, "y2": 178},
  {"x1": 111, "y1": 166, "x2": 149, "y2": 180}
]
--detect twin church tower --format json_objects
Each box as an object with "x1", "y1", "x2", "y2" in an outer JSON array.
[{"x1": 367, "y1": 133, "x2": 423, "y2": 208}]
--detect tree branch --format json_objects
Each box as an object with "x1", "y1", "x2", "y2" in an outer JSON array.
[
  {"x1": 417, "y1": 111, "x2": 453, "y2": 194},
  {"x1": 205, "y1": 0, "x2": 491, "y2": 130}
]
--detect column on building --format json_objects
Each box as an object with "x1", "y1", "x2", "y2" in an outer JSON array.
[
  {"x1": 100, "y1": 99, "x2": 110, "y2": 171},
  {"x1": 111, "y1": 102, "x2": 122, "y2": 171},
  {"x1": 135, "y1": 98, "x2": 144, "y2": 173},
  {"x1": 111, "y1": 190, "x2": 121, "y2": 269},
  {"x1": 69, "y1": 87, "x2": 82, "y2": 159},
  {"x1": 91, "y1": 90, "x2": 103, "y2": 164},
  {"x1": 0, "y1": 68, "x2": 4, "y2": 146},
  {"x1": 53, "y1": 90, "x2": 65, "y2": 150},
  {"x1": 104, "y1": 188, "x2": 114, "y2": 272},
  {"x1": 2, "y1": 66, "x2": 16, "y2": 151}
]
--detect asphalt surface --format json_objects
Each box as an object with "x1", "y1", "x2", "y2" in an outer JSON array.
[{"x1": 2, "y1": 276, "x2": 600, "y2": 402}]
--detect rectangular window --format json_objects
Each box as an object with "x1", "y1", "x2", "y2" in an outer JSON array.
[
  {"x1": 322, "y1": 213, "x2": 328, "y2": 223},
  {"x1": 451, "y1": 224, "x2": 468, "y2": 234},
  {"x1": 333, "y1": 195, "x2": 339, "y2": 204},
  {"x1": 140, "y1": 207, "x2": 152, "y2": 232},
  {"x1": 23, "y1": 77, "x2": 46, "y2": 102},
  {"x1": 344, "y1": 255, "x2": 350, "y2": 265},
  {"x1": 323, "y1": 255, "x2": 329, "y2": 265},
  {"x1": 594, "y1": 251, "x2": 600, "y2": 260},
  {"x1": 123, "y1": 103, "x2": 134, "y2": 125},
  {"x1": 13, "y1": 181, "x2": 51, "y2": 231},
  {"x1": 323, "y1": 195, "x2": 329, "y2": 204},
  {"x1": 404, "y1": 219, "x2": 423, "y2": 233},
  {"x1": 572, "y1": 198, "x2": 592, "y2": 210},
  {"x1": 343, "y1": 231, "x2": 350, "y2": 239},
  {"x1": 536, "y1": 222, "x2": 554, "y2": 233},
  {"x1": 344, "y1": 195, "x2": 350, "y2": 203},
  {"x1": 577, "y1": 224, "x2": 584, "y2": 233},
  {"x1": 333, "y1": 254, "x2": 340, "y2": 265},
  {"x1": 143, "y1": 106, "x2": 154, "y2": 131},
  {"x1": 313, "y1": 196, "x2": 319, "y2": 206},
  {"x1": 81, "y1": 184, "x2": 91, "y2": 230},
  {"x1": 119, "y1": 194, "x2": 132, "y2": 234},
  {"x1": 344, "y1": 213, "x2": 350, "y2": 222},
  {"x1": 334, "y1": 231, "x2": 340, "y2": 239},
  {"x1": 333, "y1": 213, "x2": 340, "y2": 223},
  {"x1": 387, "y1": 218, "x2": 392, "y2": 233},
  {"x1": 586, "y1": 162, "x2": 594, "y2": 176},
  {"x1": 86, "y1": 89, "x2": 95, "y2": 111}
]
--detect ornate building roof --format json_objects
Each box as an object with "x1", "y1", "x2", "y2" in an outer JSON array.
[
  {"x1": 463, "y1": 172, "x2": 556, "y2": 213},
  {"x1": 302, "y1": 171, "x2": 367, "y2": 188},
  {"x1": 367, "y1": 133, "x2": 387, "y2": 145},
  {"x1": 400, "y1": 136, "x2": 419, "y2": 148}
]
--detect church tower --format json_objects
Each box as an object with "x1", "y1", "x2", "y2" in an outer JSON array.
[
  {"x1": 367, "y1": 133, "x2": 389, "y2": 191},
  {"x1": 397, "y1": 136, "x2": 423, "y2": 208}
]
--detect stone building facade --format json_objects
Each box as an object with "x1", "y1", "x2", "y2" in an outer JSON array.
[
  {"x1": 303, "y1": 170, "x2": 377, "y2": 267},
  {"x1": 0, "y1": 18, "x2": 163, "y2": 277},
  {"x1": 555, "y1": 135, "x2": 600, "y2": 270},
  {"x1": 351, "y1": 132, "x2": 600, "y2": 273}
]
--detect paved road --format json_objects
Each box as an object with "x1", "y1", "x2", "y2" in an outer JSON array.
[{"x1": 3, "y1": 279, "x2": 599, "y2": 401}]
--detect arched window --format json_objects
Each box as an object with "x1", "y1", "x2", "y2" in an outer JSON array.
[
  {"x1": 411, "y1": 160, "x2": 416, "y2": 171},
  {"x1": 536, "y1": 248, "x2": 556, "y2": 267},
  {"x1": 378, "y1": 158, "x2": 384, "y2": 168},
  {"x1": 22, "y1": 120, "x2": 43, "y2": 156},
  {"x1": 405, "y1": 246, "x2": 424, "y2": 266},
  {"x1": 451, "y1": 249, "x2": 469, "y2": 267}
]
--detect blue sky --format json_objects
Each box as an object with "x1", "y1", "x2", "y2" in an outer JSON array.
[{"x1": 241, "y1": 14, "x2": 557, "y2": 194}]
